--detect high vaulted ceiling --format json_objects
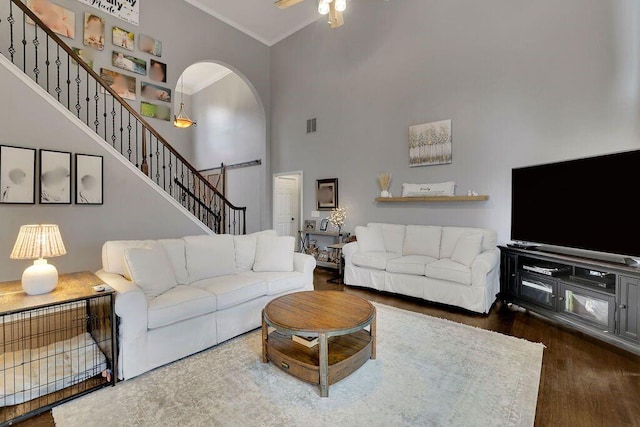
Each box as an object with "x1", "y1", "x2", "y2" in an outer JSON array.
[{"x1": 184, "y1": 0, "x2": 322, "y2": 46}]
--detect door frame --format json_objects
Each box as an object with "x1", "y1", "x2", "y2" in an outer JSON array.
[{"x1": 272, "y1": 171, "x2": 304, "y2": 236}]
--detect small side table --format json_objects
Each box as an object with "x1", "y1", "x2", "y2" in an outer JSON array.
[
  {"x1": 326, "y1": 243, "x2": 345, "y2": 284},
  {"x1": 0, "y1": 272, "x2": 117, "y2": 425}
]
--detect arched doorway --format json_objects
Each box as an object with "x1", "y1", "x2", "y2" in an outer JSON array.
[{"x1": 176, "y1": 62, "x2": 267, "y2": 233}]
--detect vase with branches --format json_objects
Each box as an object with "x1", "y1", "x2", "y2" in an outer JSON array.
[{"x1": 378, "y1": 172, "x2": 392, "y2": 197}]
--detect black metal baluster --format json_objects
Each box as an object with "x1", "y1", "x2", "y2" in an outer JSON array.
[
  {"x1": 86, "y1": 70, "x2": 90, "y2": 125},
  {"x1": 94, "y1": 80, "x2": 100, "y2": 133},
  {"x1": 32, "y1": 24, "x2": 39, "y2": 83},
  {"x1": 168, "y1": 153, "x2": 173, "y2": 196},
  {"x1": 127, "y1": 113, "x2": 132, "y2": 162},
  {"x1": 162, "y1": 146, "x2": 166, "y2": 191},
  {"x1": 135, "y1": 121, "x2": 139, "y2": 168},
  {"x1": 45, "y1": 35, "x2": 50, "y2": 92},
  {"x1": 75, "y1": 63, "x2": 81, "y2": 117},
  {"x1": 21, "y1": 8, "x2": 25, "y2": 72},
  {"x1": 148, "y1": 136, "x2": 154, "y2": 181},
  {"x1": 111, "y1": 97, "x2": 116, "y2": 147},
  {"x1": 55, "y1": 45, "x2": 61, "y2": 101},
  {"x1": 103, "y1": 86, "x2": 107, "y2": 141},
  {"x1": 8, "y1": 0, "x2": 15, "y2": 63},
  {"x1": 66, "y1": 55, "x2": 70, "y2": 110},
  {"x1": 155, "y1": 141, "x2": 160, "y2": 185},
  {"x1": 119, "y1": 104, "x2": 124, "y2": 154}
]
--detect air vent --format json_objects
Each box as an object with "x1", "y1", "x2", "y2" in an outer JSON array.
[{"x1": 306, "y1": 118, "x2": 317, "y2": 134}]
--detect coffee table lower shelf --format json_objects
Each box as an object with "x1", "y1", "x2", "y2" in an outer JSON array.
[{"x1": 265, "y1": 330, "x2": 372, "y2": 388}]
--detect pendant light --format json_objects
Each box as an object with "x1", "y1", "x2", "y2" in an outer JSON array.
[{"x1": 174, "y1": 75, "x2": 196, "y2": 129}]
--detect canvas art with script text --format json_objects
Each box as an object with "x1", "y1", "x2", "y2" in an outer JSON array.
[
  {"x1": 77, "y1": 0, "x2": 139, "y2": 26},
  {"x1": 409, "y1": 119, "x2": 452, "y2": 167}
]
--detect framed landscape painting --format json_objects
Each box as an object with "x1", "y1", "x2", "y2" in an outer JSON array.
[
  {"x1": 316, "y1": 178, "x2": 338, "y2": 211},
  {"x1": 39, "y1": 149, "x2": 71, "y2": 204},
  {"x1": 409, "y1": 119, "x2": 452, "y2": 167},
  {"x1": 0, "y1": 145, "x2": 36, "y2": 204}
]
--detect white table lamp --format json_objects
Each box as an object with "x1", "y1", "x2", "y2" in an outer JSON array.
[{"x1": 10, "y1": 224, "x2": 67, "y2": 295}]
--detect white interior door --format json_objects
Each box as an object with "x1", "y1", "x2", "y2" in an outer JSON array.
[{"x1": 274, "y1": 175, "x2": 300, "y2": 239}]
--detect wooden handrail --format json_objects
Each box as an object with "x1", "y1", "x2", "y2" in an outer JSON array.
[{"x1": 8, "y1": 0, "x2": 243, "y2": 210}]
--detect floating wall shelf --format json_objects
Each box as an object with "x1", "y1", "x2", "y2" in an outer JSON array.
[{"x1": 375, "y1": 195, "x2": 489, "y2": 203}]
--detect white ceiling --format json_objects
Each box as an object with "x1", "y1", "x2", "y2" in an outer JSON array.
[
  {"x1": 179, "y1": 62, "x2": 233, "y2": 95},
  {"x1": 184, "y1": 0, "x2": 322, "y2": 46}
]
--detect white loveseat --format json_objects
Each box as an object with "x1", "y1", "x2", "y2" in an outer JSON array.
[
  {"x1": 96, "y1": 230, "x2": 316, "y2": 380},
  {"x1": 343, "y1": 223, "x2": 499, "y2": 314}
]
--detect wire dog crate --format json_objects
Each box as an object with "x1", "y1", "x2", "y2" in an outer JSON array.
[{"x1": 0, "y1": 272, "x2": 116, "y2": 426}]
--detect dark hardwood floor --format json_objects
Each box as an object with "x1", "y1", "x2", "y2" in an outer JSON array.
[{"x1": 14, "y1": 269, "x2": 640, "y2": 427}]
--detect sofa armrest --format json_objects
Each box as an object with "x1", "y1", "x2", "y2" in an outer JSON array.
[
  {"x1": 342, "y1": 242, "x2": 359, "y2": 266},
  {"x1": 471, "y1": 248, "x2": 500, "y2": 287},
  {"x1": 294, "y1": 252, "x2": 316, "y2": 274},
  {"x1": 96, "y1": 269, "x2": 148, "y2": 337}
]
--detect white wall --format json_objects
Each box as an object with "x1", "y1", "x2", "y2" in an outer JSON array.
[
  {"x1": 191, "y1": 73, "x2": 267, "y2": 233},
  {"x1": 270, "y1": 0, "x2": 640, "y2": 242},
  {"x1": 0, "y1": 60, "x2": 208, "y2": 281}
]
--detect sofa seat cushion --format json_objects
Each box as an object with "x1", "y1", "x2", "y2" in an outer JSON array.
[
  {"x1": 424, "y1": 259, "x2": 472, "y2": 285},
  {"x1": 240, "y1": 271, "x2": 306, "y2": 295},
  {"x1": 352, "y1": 252, "x2": 400, "y2": 270},
  {"x1": 386, "y1": 255, "x2": 438, "y2": 276},
  {"x1": 147, "y1": 285, "x2": 218, "y2": 329},
  {"x1": 192, "y1": 275, "x2": 267, "y2": 310}
]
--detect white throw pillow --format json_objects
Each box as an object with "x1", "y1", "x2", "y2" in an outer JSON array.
[
  {"x1": 184, "y1": 235, "x2": 236, "y2": 282},
  {"x1": 234, "y1": 230, "x2": 277, "y2": 272},
  {"x1": 355, "y1": 226, "x2": 386, "y2": 252},
  {"x1": 402, "y1": 181, "x2": 455, "y2": 197},
  {"x1": 124, "y1": 246, "x2": 178, "y2": 297},
  {"x1": 253, "y1": 235, "x2": 295, "y2": 272},
  {"x1": 451, "y1": 233, "x2": 484, "y2": 267}
]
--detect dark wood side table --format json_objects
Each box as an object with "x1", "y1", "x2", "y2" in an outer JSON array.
[
  {"x1": 0, "y1": 272, "x2": 117, "y2": 426},
  {"x1": 262, "y1": 291, "x2": 376, "y2": 397}
]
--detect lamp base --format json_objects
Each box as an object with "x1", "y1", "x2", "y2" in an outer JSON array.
[{"x1": 22, "y1": 259, "x2": 59, "y2": 295}]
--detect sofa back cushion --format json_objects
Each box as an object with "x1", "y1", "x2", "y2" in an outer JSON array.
[
  {"x1": 403, "y1": 225, "x2": 442, "y2": 258},
  {"x1": 355, "y1": 226, "x2": 386, "y2": 252},
  {"x1": 233, "y1": 230, "x2": 278, "y2": 272},
  {"x1": 440, "y1": 227, "x2": 497, "y2": 259},
  {"x1": 157, "y1": 239, "x2": 190, "y2": 285},
  {"x1": 367, "y1": 223, "x2": 406, "y2": 254},
  {"x1": 451, "y1": 233, "x2": 484, "y2": 266},
  {"x1": 253, "y1": 235, "x2": 295, "y2": 272},
  {"x1": 184, "y1": 235, "x2": 236, "y2": 282},
  {"x1": 124, "y1": 246, "x2": 178, "y2": 297},
  {"x1": 102, "y1": 240, "x2": 156, "y2": 277}
]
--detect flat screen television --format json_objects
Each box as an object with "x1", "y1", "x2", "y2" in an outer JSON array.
[{"x1": 511, "y1": 149, "x2": 640, "y2": 259}]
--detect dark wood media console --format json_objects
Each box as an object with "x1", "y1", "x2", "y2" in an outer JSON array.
[{"x1": 500, "y1": 246, "x2": 640, "y2": 355}]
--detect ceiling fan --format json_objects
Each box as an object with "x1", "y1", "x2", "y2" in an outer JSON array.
[{"x1": 275, "y1": 0, "x2": 346, "y2": 29}]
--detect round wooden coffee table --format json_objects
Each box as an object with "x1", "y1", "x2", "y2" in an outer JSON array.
[{"x1": 262, "y1": 291, "x2": 376, "y2": 397}]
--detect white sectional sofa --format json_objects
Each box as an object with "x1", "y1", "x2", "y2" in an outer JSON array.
[
  {"x1": 343, "y1": 223, "x2": 499, "y2": 314},
  {"x1": 96, "y1": 230, "x2": 316, "y2": 380}
]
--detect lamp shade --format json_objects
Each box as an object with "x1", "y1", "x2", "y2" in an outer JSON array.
[{"x1": 10, "y1": 224, "x2": 67, "y2": 260}]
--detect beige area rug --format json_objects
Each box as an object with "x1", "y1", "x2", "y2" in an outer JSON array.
[{"x1": 53, "y1": 303, "x2": 544, "y2": 427}]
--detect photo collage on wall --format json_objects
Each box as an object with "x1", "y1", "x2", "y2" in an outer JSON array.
[
  {"x1": 26, "y1": 0, "x2": 171, "y2": 122},
  {"x1": 1, "y1": 145, "x2": 103, "y2": 206}
]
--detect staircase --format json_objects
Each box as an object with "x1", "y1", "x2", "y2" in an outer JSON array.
[{"x1": 0, "y1": 0, "x2": 246, "y2": 234}]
